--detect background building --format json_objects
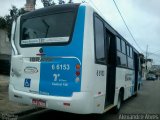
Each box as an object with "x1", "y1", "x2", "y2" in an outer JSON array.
[
  {"x1": 141, "y1": 57, "x2": 153, "y2": 80},
  {"x1": 0, "y1": 29, "x2": 11, "y2": 55},
  {"x1": 0, "y1": 29, "x2": 11, "y2": 73}
]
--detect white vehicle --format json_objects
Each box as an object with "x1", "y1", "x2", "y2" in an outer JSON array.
[{"x1": 9, "y1": 3, "x2": 142, "y2": 114}]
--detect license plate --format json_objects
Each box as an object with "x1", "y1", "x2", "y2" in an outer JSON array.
[{"x1": 32, "y1": 99, "x2": 46, "y2": 107}]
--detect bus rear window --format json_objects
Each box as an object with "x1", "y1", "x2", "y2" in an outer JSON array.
[{"x1": 20, "y1": 12, "x2": 76, "y2": 46}]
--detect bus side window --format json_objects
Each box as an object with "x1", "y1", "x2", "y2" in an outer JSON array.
[
  {"x1": 116, "y1": 38, "x2": 127, "y2": 67},
  {"x1": 126, "y1": 45, "x2": 130, "y2": 56},
  {"x1": 117, "y1": 51, "x2": 127, "y2": 67},
  {"x1": 121, "y1": 40, "x2": 126, "y2": 54},
  {"x1": 130, "y1": 47, "x2": 133, "y2": 58},
  {"x1": 116, "y1": 37, "x2": 121, "y2": 51},
  {"x1": 94, "y1": 16, "x2": 105, "y2": 64},
  {"x1": 127, "y1": 46, "x2": 134, "y2": 69},
  {"x1": 128, "y1": 57, "x2": 134, "y2": 69}
]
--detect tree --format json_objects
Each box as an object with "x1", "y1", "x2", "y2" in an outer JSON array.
[
  {"x1": 0, "y1": 6, "x2": 26, "y2": 40},
  {"x1": 68, "y1": 0, "x2": 73, "y2": 3},
  {"x1": 7, "y1": 6, "x2": 26, "y2": 40},
  {"x1": 41, "y1": 0, "x2": 55, "y2": 7},
  {"x1": 58, "y1": 0, "x2": 65, "y2": 4},
  {"x1": 41, "y1": 0, "x2": 74, "y2": 7},
  {"x1": 0, "y1": 17, "x2": 7, "y2": 29}
]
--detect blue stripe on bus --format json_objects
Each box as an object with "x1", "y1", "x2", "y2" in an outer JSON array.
[{"x1": 39, "y1": 6, "x2": 86, "y2": 97}]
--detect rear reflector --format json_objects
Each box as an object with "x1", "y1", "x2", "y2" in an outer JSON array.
[
  {"x1": 63, "y1": 103, "x2": 70, "y2": 106},
  {"x1": 75, "y1": 77, "x2": 80, "y2": 82}
]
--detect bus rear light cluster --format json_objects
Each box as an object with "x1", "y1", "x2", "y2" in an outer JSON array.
[
  {"x1": 75, "y1": 64, "x2": 81, "y2": 77},
  {"x1": 75, "y1": 64, "x2": 81, "y2": 82}
]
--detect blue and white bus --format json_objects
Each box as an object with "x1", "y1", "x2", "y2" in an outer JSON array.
[{"x1": 9, "y1": 3, "x2": 142, "y2": 114}]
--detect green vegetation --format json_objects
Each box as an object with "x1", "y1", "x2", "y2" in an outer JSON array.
[{"x1": 0, "y1": 6, "x2": 26, "y2": 40}]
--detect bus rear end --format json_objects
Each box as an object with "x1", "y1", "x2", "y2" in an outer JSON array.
[{"x1": 9, "y1": 4, "x2": 92, "y2": 114}]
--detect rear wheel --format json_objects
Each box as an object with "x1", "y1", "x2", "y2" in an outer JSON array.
[{"x1": 114, "y1": 91, "x2": 123, "y2": 113}]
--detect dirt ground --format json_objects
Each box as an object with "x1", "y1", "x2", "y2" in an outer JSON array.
[{"x1": 0, "y1": 74, "x2": 34, "y2": 114}]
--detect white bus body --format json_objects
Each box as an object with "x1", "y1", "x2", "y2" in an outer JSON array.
[{"x1": 9, "y1": 3, "x2": 141, "y2": 114}]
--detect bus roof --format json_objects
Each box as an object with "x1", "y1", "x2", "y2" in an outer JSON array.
[
  {"x1": 21, "y1": 3, "x2": 80, "y2": 19},
  {"x1": 21, "y1": 3, "x2": 140, "y2": 54}
]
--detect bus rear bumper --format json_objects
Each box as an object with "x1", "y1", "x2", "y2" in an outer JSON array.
[{"x1": 9, "y1": 85, "x2": 94, "y2": 114}]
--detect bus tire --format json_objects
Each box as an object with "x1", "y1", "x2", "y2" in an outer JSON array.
[{"x1": 114, "y1": 90, "x2": 123, "y2": 113}]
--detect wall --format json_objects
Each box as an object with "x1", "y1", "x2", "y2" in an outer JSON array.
[
  {"x1": 0, "y1": 29, "x2": 11, "y2": 55},
  {"x1": 147, "y1": 61, "x2": 152, "y2": 70}
]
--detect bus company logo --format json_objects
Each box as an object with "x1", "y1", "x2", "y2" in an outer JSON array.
[
  {"x1": 30, "y1": 57, "x2": 54, "y2": 62},
  {"x1": 39, "y1": 48, "x2": 43, "y2": 53},
  {"x1": 36, "y1": 48, "x2": 46, "y2": 56},
  {"x1": 24, "y1": 67, "x2": 38, "y2": 74}
]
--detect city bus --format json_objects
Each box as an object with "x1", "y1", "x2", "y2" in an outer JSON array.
[{"x1": 9, "y1": 3, "x2": 142, "y2": 114}]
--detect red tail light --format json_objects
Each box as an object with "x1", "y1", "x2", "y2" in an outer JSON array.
[{"x1": 76, "y1": 71, "x2": 80, "y2": 76}]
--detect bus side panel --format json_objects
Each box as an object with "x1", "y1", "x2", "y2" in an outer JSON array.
[
  {"x1": 114, "y1": 67, "x2": 135, "y2": 105},
  {"x1": 81, "y1": 6, "x2": 106, "y2": 113},
  {"x1": 10, "y1": 48, "x2": 42, "y2": 93}
]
